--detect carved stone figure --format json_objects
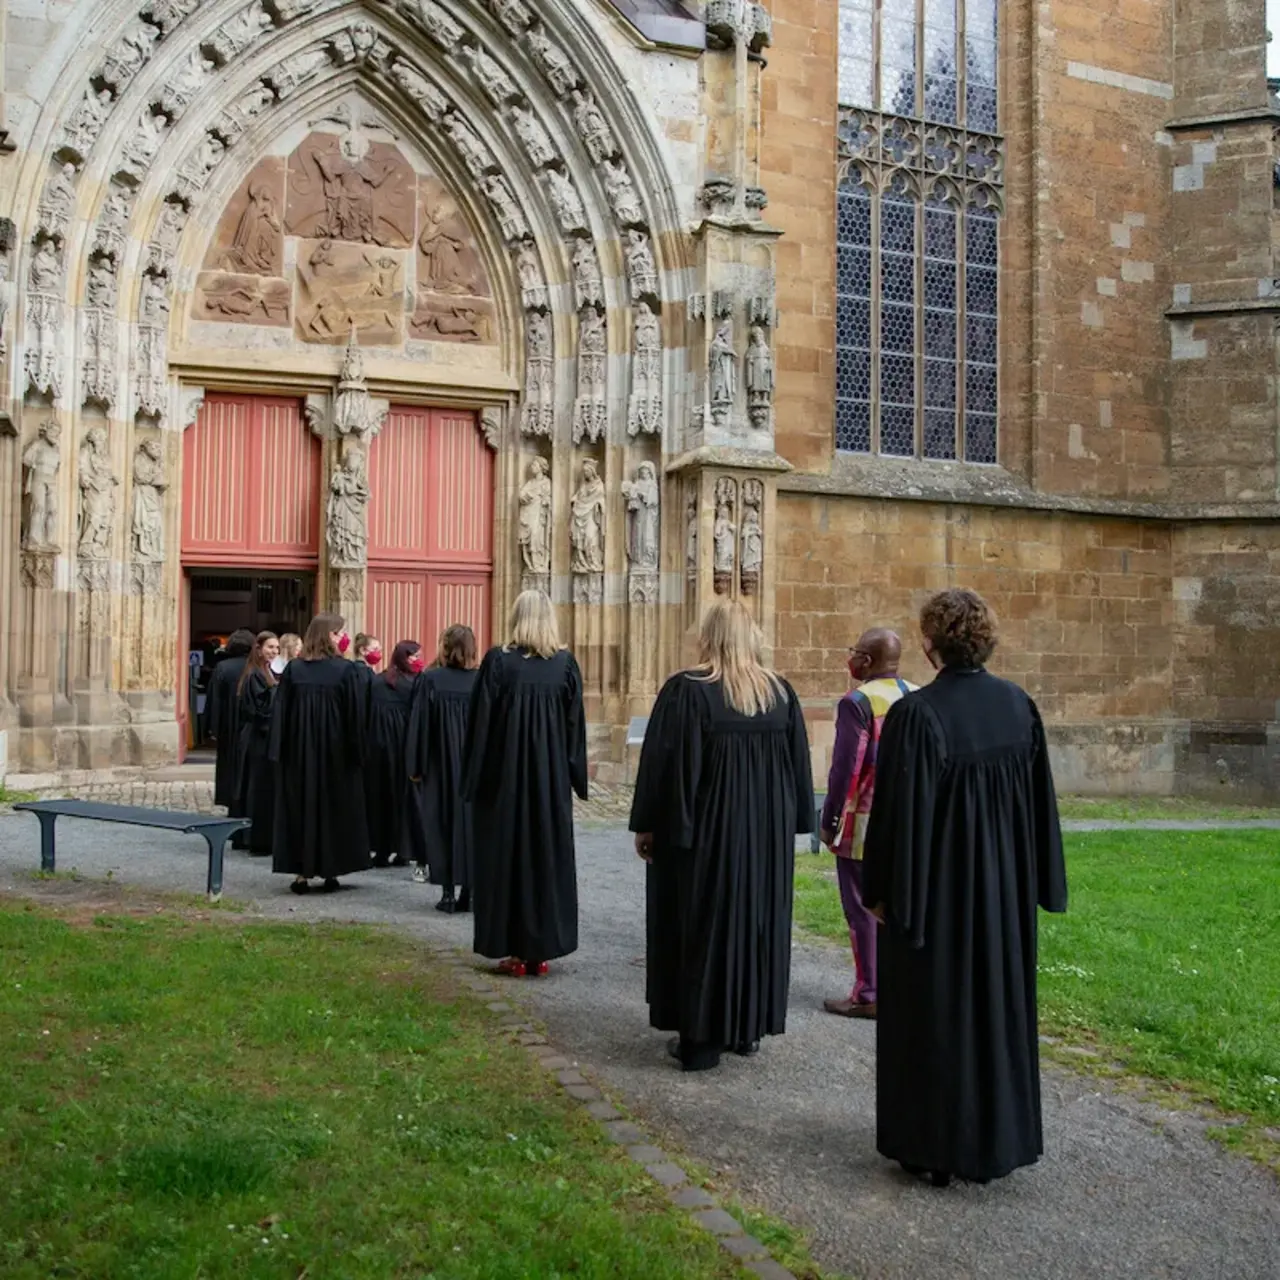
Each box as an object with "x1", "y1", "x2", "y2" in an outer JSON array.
[
  {"x1": 621, "y1": 461, "x2": 660, "y2": 571},
  {"x1": 224, "y1": 181, "x2": 283, "y2": 274},
  {"x1": 390, "y1": 60, "x2": 449, "y2": 121},
  {"x1": 603, "y1": 160, "x2": 644, "y2": 227},
  {"x1": 685, "y1": 486, "x2": 698, "y2": 576},
  {"x1": 480, "y1": 406, "x2": 501, "y2": 449},
  {"x1": 93, "y1": 186, "x2": 134, "y2": 260},
  {"x1": 480, "y1": 174, "x2": 528, "y2": 241},
  {"x1": 746, "y1": 325, "x2": 774, "y2": 428},
  {"x1": 131, "y1": 437, "x2": 166, "y2": 560},
  {"x1": 144, "y1": 0, "x2": 203, "y2": 35},
  {"x1": 87, "y1": 259, "x2": 117, "y2": 311},
  {"x1": 77, "y1": 426, "x2": 118, "y2": 559},
  {"x1": 177, "y1": 133, "x2": 226, "y2": 197},
  {"x1": 160, "y1": 49, "x2": 214, "y2": 117},
  {"x1": 624, "y1": 229, "x2": 658, "y2": 303},
  {"x1": 511, "y1": 104, "x2": 557, "y2": 169},
  {"x1": 118, "y1": 111, "x2": 168, "y2": 183},
  {"x1": 713, "y1": 502, "x2": 736, "y2": 592},
  {"x1": 418, "y1": 203, "x2": 477, "y2": 294},
  {"x1": 463, "y1": 45, "x2": 517, "y2": 106},
  {"x1": 328, "y1": 21, "x2": 380, "y2": 66},
  {"x1": 571, "y1": 90, "x2": 616, "y2": 163},
  {"x1": 29, "y1": 240, "x2": 62, "y2": 293},
  {"x1": 739, "y1": 477, "x2": 764, "y2": 594},
  {"x1": 101, "y1": 19, "x2": 161, "y2": 89},
  {"x1": 22, "y1": 419, "x2": 62, "y2": 549},
  {"x1": 628, "y1": 302, "x2": 662, "y2": 437},
  {"x1": 305, "y1": 135, "x2": 401, "y2": 244},
  {"x1": 443, "y1": 112, "x2": 494, "y2": 179},
  {"x1": 267, "y1": 46, "x2": 332, "y2": 98},
  {"x1": 326, "y1": 446, "x2": 370, "y2": 567},
  {"x1": 38, "y1": 164, "x2": 78, "y2": 242},
  {"x1": 206, "y1": 4, "x2": 273, "y2": 64},
  {"x1": 709, "y1": 321, "x2": 737, "y2": 411},
  {"x1": 517, "y1": 456, "x2": 552, "y2": 576},
  {"x1": 570, "y1": 459, "x2": 605, "y2": 575},
  {"x1": 573, "y1": 309, "x2": 608, "y2": 445},
  {"x1": 527, "y1": 28, "x2": 578, "y2": 97},
  {"x1": 140, "y1": 271, "x2": 172, "y2": 325},
  {"x1": 487, "y1": 0, "x2": 531, "y2": 35},
  {"x1": 515, "y1": 239, "x2": 547, "y2": 310},
  {"x1": 62, "y1": 90, "x2": 114, "y2": 161},
  {"x1": 413, "y1": 0, "x2": 464, "y2": 50},
  {"x1": 547, "y1": 170, "x2": 586, "y2": 233},
  {"x1": 572, "y1": 238, "x2": 603, "y2": 310}
]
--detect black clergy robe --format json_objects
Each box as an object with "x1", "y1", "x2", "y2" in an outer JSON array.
[
  {"x1": 365, "y1": 674, "x2": 417, "y2": 863},
  {"x1": 629, "y1": 672, "x2": 815, "y2": 1052},
  {"x1": 206, "y1": 651, "x2": 249, "y2": 809},
  {"x1": 461, "y1": 647, "x2": 587, "y2": 962},
  {"x1": 406, "y1": 666, "x2": 477, "y2": 890},
  {"x1": 234, "y1": 669, "x2": 276, "y2": 855},
  {"x1": 863, "y1": 666, "x2": 1068, "y2": 1183},
  {"x1": 270, "y1": 656, "x2": 371, "y2": 880}
]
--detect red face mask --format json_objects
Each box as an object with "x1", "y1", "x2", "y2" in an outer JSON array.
[
  {"x1": 364, "y1": 649, "x2": 382, "y2": 667},
  {"x1": 407, "y1": 654, "x2": 426, "y2": 674},
  {"x1": 336, "y1": 633, "x2": 350, "y2": 654}
]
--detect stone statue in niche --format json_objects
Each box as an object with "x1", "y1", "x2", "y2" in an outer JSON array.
[
  {"x1": 29, "y1": 240, "x2": 62, "y2": 293},
  {"x1": 462, "y1": 44, "x2": 517, "y2": 106},
  {"x1": 132, "y1": 437, "x2": 166, "y2": 561},
  {"x1": 572, "y1": 237, "x2": 603, "y2": 310},
  {"x1": 93, "y1": 186, "x2": 134, "y2": 261},
  {"x1": 326, "y1": 445, "x2": 370, "y2": 568},
  {"x1": 38, "y1": 164, "x2": 78, "y2": 242},
  {"x1": 628, "y1": 301, "x2": 662, "y2": 437},
  {"x1": 746, "y1": 326, "x2": 774, "y2": 429},
  {"x1": 511, "y1": 104, "x2": 557, "y2": 169},
  {"x1": 140, "y1": 271, "x2": 172, "y2": 326},
  {"x1": 685, "y1": 485, "x2": 698, "y2": 577},
  {"x1": 480, "y1": 174, "x2": 528, "y2": 242},
  {"x1": 417, "y1": 201, "x2": 478, "y2": 294},
  {"x1": 390, "y1": 60, "x2": 450, "y2": 122},
  {"x1": 625, "y1": 229, "x2": 658, "y2": 302},
  {"x1": 77, "y1": 426, "x2": 118, "y2": 560},
  {"x1": 712, "y1": 477, "x2": 736, "y2": 594},
  {"x1": 62, "y1": 89, "x2": 114, "y2": 161},
  {"x1": 522, "y1": 310, "x2": 553, "y2": 437},
  {"x1": 573, "y1": 309, "x2": 608, "y2": 445},
  {"x1": 571, "y1": 90, "x2": 616, "y2": 164},
  {"x1": 176, "y1": 133, "x2": 227, "y2": 198},
  {"x1": 223, "y1": 180, "x2": 283, "y2": 274},
  {"x1": 413, "y1": 0, "x2": 464, "y2": 50},
  {"x1": 547, "y1": 169, "x2": 586, "y2": 233},
  {"x1": 149, "y1": 199, "x2": 190, "y2": 266},
  {"x1": 527, "y1": 27, "x2": 578, "y2": 97},
  {"x1": 86, "y1": 258, "x2": 117, "y2": 310},
  {"x1": 621, "y1": 461, "x2": 660, "y2": 572},
  {"x1": 515, "y1": 239, "x2": 547, "y2": 310},
  {"x1": 286, "y1": 132, "x2": 413, "y2": 247},
  {"x1": 570, "y1": 458, "x2": 606, "y2": 576},
  {"x1": 603, "y1": 160, "x2": 644, "y2": 227},
  {"x1": 444, "y1": 112, "x2": 495, "y2": 179},
  {"x1": 118, "y1": 111, "x2": 168, "y2": 184},
  {"x1": 22, "y1": 419, "x2": 62, "y2": 550},
  {"x1": 739, "y1": 477, "x2": 764, "y2": 595},
  {"x1": 517, "y1": 456, "x2": 552, "y2": 576},
  {"x1": 709, "y1": 322, "x2": 737, "y2": 416},
  {"x1": 296, "y1": 239, "x2": 404, "y2": 346}
]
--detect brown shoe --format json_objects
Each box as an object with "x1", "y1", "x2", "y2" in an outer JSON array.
[{"x1": 823, "y1": 997, "x2": 877, "y2": 1019}]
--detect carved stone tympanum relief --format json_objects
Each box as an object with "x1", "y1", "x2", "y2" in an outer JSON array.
[
  {"x1": 410, "y1": 180, "x2": 495, "y2": 344},
  {"x1": 285, "y1": 130, "x2": 414, "y2": 247}
]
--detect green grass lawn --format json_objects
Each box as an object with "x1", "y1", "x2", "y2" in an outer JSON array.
[
  {"x1": 0, "y1": 898, "x2": 761, "y2": 1280},
  {"x1": 794, "y1": 831, "x2": 1280, "y2": 1165},
  {"x1": 1056, "y1": 795, "x2": 1280, "y2": 822}
]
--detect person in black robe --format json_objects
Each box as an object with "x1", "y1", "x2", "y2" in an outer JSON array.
[
  {"x1": 206, "y1": 628, "x2": 255, "y2": 810},
  {"x1": 270, "y1": 612, "x2": 371, "y2": 894},
  {"x1": 461, "y1": 591, "x2": 587, "y2": 976},
  {"x1": 407, "y1": 624, "x2": 478, "y2": 913},
  {"x1": 630, "y1": 600, "x2": 815, "y2": 1073},
  {"x1": 365, "y1": 640, "x2": 422, "y2": 866},
  {"x1": 863, "y1": 588, "x2": 1068, "y2": 1187},
  {"x1": 233, "y1": 631, "x2": 279, "y2": 855}
]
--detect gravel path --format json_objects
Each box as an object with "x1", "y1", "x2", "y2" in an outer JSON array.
[{"x1": 0, "y1": 812, "x2": 1276, "y2": 1280}]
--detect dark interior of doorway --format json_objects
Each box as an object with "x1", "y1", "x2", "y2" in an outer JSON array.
[{"x1": 186, "y1": 570, "x2": 315, "y2": 754}]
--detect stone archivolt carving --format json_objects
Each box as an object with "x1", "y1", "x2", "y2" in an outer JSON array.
[
  {"x1": 621, "y1": 460, "x2": 660, "y2": 580},
  {"x1": 712, "y1": 476, "x2": 736, "y2": 594},
  {"x1": 628, "y1": 301, "x2": 662, "y2": 438},
  {"x1": 443, "y1": 112, "x2": 496, "y2": 180},
  {"x1": 739, "y1": 477, "x2": 763, "y2": 595},
  {"x1": 709, "y1": 321, "x2": 737, "y2": 423},
  {"x1": 462, "y1": 44, "x2": 518, "y2": 107},
  {"x1": 215, "y1": 84, "x2": 275, "y2": 146},
  {"x1": 571, "y1": 237, "x2": 603, "y2": 310},
  {"x1": 603, "y1": 160, "x2": 644, "y2": 228},
  {"x1": 408, "y1": 0, "x2": 464, "y2": 51},
  {"x1": 326, "y1": 443, "x2": 370, "y2": 567},
  {"x1": 487, "y1": 0, "x2": 532, "y2": 36},
  {"x1": 143, "y1": 0, "x2": 204, "y2": 35},
  {"x1": 82, "y1": 259, "x2": 119, "y2": 409},
  {"x1": 570, "y1": 458, "x2": 605, "y2": 596},
  {"x1": 37, "y1": 164, "x2": 78, "y2": 244},
  {"x1": 77, "y1": 426, "x2": 118, "y2": 560},
  {"x1": 521, "y1": 309, "x2": 553, "y2": 437},
  {"x1": 145, "y1": 198, "x2": 190, "y2": 275},
  {"x1": 267, "y1": 0, "x2": 321, "y2": 21},
  {"x1": 60, "y1": 90, "x2": 115, "y2": 164},
  {"x1": 118, "y1": 110, "x2": 169, "y2": 186},
  {"x1": 518, "y1": 455, "x2": 552, "y2": 578},
  {"x1": 745, "y1": 326, "x2": 774, "y2": 429},
  {"x1": 511, "y1": 104, "x2": 557, "y2": 169},
  {"x1": 204, "y1": 4, "x2": 273, "y2": 66},
  {"x1": 526, "y1": 27, "x2": 578, "y2": 98},
  {"x1": 160, "y1": 49, "x2": 216, "y2": 120},
  {"x1": 92, "y1": 185, "x2": 135, "y2": 261},
  {"x1": 480, "y1": 174, "x2": 528, "y2": 242},
  {"x1": 22, "y1": 418, "x2": 62, "y2": 550},
  {"x1": 135, "y1": 268, "x2": 172, "y2": 421},
  {"x1": 132, "y1": 436, "x2": 166, "y2": 561},
  {"x1": 25, "y1": 241, "x2": 64, "y2": 402},
  {"x1": 390, "y1": 60, "x2": 449, "y2": 122},
  {"x1": 624, "y1": 229, "x2": 658, "y2": 304},
  {"x1": 573, "y1": 308, "x2": 607, "y2": 445},
  {"x1": 571, "y1": 90, "x2": 617, "y2": 165},
  {"x1": 546, "y1": 168, "x2": 587, "y2": 234},
  {"x1": 515, "y1": 239, "x2": 548, "y2": 311},
  {"x1": 266, "y1": 45, "x2": 332, "y2": 98},
  {"x1": 175, "y1": 132, "x2": 227, "y2": 201},
  {"x1": 329, "y1": 23, "x2": 391, "y2": 69},
  {"x1": 99, "y1": 19, "x2": 161, "y2": 92}
]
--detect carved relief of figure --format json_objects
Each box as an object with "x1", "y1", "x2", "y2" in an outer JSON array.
[
  {"x1": 443, "y1": 112, "x2": 494, "y2": 180},
  {"x1": 86, "y1": 258, "x2": 118, "y2": 313},
  {"x1": 267, "y1": 47, "x2": 331, "y2": 99},
  {"x1": 573, "y1": 309, "x2": 607, "y2": 445},
  {"x1": 132, "y1": 437, "x2": 166, "y2": 561},
  {"x1": 603, "y1": 160, "x2": 644, "y2": 227},
  {"x1": 739, "y1": 479, "x2": 764, "y2": 594},
  {"x1": 515, "y1": 239, "x2": 547, "y2": 310},
  {"x1": 224, "y1": 181, "x2": 282, "y2": 274},
  {"x1": 178, "y1": 133, "x2": 226, "y2": 195},
  {"x1": 462, "y1": 45, "x2": 517, "y2": 106},
  {"x1": 93, "y1": 185, "x2": 134, "y2": 260},
  {"x1": 517, "y1": 456, "x2": 552, "y2": 575},
  {"x1": 569, "y1": 458, "x2": 605, "y2": 575},
  {"x1": 38, "y1": 164, "x2": 78, "y2": 241},
  {"x1": 709, "y1": 321, "x2": 737, "y2": 410},
  {"x1": 628, "y1": 301, "x2": 662, "y2": 437},
  {"x1": 29, "y1": 240, "x2": 62, "y2": 293},
  {"x1": 621, "y1": 461, "x2": 660, "y2": 571},
  {"x1": 418, "y1": 203, "x2": 476, "y2": 294},
  {"x1": 160, "y1": 48, "x2": 214, "y2": 117},
  {"x1": 712, "y1": 501, "x2": 736, "y2": 589},
  {"x1": 140, "y1": 271, "x2": 171, "y2": 326},
  {"x1": 207, "y1": 5, "x2": 272, "y2": 64},
  {"x1": 413, "y1": 0, "x2": 465, "y2": 49},
  {"x1": 527, "y1": 28, "x2": 578, "y2": 97},
  {"x1": 480, "y1": 174, "x2": 528, "y2": 242},
  {"x1": 546, "y1": 169, "x2": 586, "y2": 233},
  {"x1": 217, "y1": 84, "x2": 276, "y2": 146},
  {"x1": 487, "y1": 0, "x2": 531, "y2": 34},
  {"x1": 63, "y1": 89, "x2": 114, "y2": 159},
  {"x1": 22, "y1": 419, "x2": 62, "y2": 550},
  {"x1": 571, "y1": 89, "x2": 616, "y2": 163},
  {"x1": 326, "y1": 446, "x2": 370, "y2": 567},
  {"x1": 390, "y1": 60, "x2": 449, "y2": 122},
  {"x1": 511, "y1": 104, "x2": 558, "y2": 169},
  {"x1": 102, "y1": 19, "x2": 161, "y2": 87},
  {"x1": 746, "y1": 326, "x2": 775, "y2": 428},
  {"x1": 77, "y1": 426, "x2": 118, "y2": 559},
  {"x1": 309, "y1": 136, "x2": 398, "y2": 243},
  {"x1": 685, "y1": 486, "x2": 698, "y2": 576},
  {"x1": 572, "y1": 237, "x2": 603, "y2": 310},
  {"x1": 624, "y1": 229, "x2": 658, "y2": 303},
  {"x1": 119, "y1": 110, "x2": 168, "y2": 182}
]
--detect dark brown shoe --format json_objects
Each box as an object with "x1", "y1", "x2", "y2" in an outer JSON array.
[{"x1": 823, "y1": 997, "x2": 877, "y2": 1019}]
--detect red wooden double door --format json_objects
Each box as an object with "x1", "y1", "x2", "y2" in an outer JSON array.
[{"x1": 183, "y1": 394, "x2": 493, "y2": 653}]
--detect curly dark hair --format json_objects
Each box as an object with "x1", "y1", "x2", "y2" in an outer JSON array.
[{"x1": 919, "y1": 588, "x2": 998, "y2": 669}]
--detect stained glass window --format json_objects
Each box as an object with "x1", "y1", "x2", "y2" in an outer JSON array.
[{"x1": 836, "y1": 0, "x2": 1002, "y2": 463}]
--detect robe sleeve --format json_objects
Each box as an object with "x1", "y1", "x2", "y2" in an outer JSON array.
[
  {"x1": 862, "y1": 694, "x2": 944, "y2": 950},
  {"x1": 460, "y1": 648, "x2": 501, "y2": 802},
  {"x1": 206, "y1": 668, "x2": 224, "y2": 739},
  {"x1": 629, "y1": 674, "x2": 702, "y2": 847},
  {"x1": 787, "y1": 683, "x2": 816, "y2": 835},
  {"x1": 405, "y1": 675, "x2": 432, "y2": 781},
  {"x1": 340, "y1": 664, "x2": 367, "y2": 768},
  {"x1": 267, "y1": 664, "x2": 292, "y2": 765},
  {"x1": 1029, "y1": 697, "x2": 1068, "y2": 913},
  {"x1": 563, "y1": 652, "x2": 589, "y2": 801}
]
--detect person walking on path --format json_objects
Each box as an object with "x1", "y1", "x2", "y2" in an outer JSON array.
[
  {"x1": 819, "y1": 628, "x2": 915, "y2": 1019},
  {"x1": 234, "y1": 631, "x2": 279, "y2": 856},
  {"x1": 407, "y1": 624, "x2": 478, "y2": 913},
  {"x1": 206, "y1": 628, "x2": 256, "y2": 812},
  {"x1": 461, "y1": 591, "x2": 588, "y2": 977},
  {"x1": 270, "y1": 612, "x2": 372, "y2": 894},
  {"x1": 365, "y1": 640, "x2": 422, "y2": 867},
  {"x1": 630, "y1": 601, "x2": 815, "y2": 1073},
  {"x1": 863, "y1": 588, "x2": 1067, "y2": 1187}
]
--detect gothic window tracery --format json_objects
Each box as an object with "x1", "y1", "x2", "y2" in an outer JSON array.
[{"x1": 836, "y1": 0, "x2": 1001, "y2": 463}]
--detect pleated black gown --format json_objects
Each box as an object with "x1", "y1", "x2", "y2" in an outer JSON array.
[
  {"x1": 863, "y1": 666, "x2": 1068, "y2": 1182},
  {"x1": 270, "y1": 656, "x2": 372, "y2": 880},
  {"x1": 365, "y1": 674, "x2": 416, "y2": 863},
  {"x1": 406, "y1": 666, "x2": 477, "y2": 889},
  {"x1": 630, "y1": 672, "x2": 815, "y2": 1055},
  {"x1": 461, "y1": 647, "x2": 588, "y2": 962},
  {"x1": 206, "y1": 652, "x2": 249, "y2": 809},
  {"x1": 234, "y1": 670, "x2": 276, "y2": 855}
]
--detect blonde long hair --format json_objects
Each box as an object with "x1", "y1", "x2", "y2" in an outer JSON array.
[
  {"x1": 505, "y1": 589, "x2": 562, "y2": 660},
  {"x1": 694, "y1": 601, "x2": 782, "y2": 716}
]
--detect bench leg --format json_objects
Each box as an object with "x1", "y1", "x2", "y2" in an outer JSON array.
[
  {"x1": 199, "y1": 824, "x2": 242, "y2": 902},
  {"x1": 36, "y1": 812, "x2": 57, "y2": 873}
]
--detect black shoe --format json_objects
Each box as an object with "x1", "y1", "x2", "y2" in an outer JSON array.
[
  {"x1": 321, "y1": 878, "x2": 340, "y2": 893},
  {"x1": 733, "y1": 1041, "x2": 760, "y2": 1057},
  {"x1": 435, "y1": 888, "x2": 456, "y2": 914},
  {"x1": 930, "y1": 1171, "x2": 952, "y2": 1188},
  {"x1": 456, "y1": 888, "x2": 471, "y2": 913},
  {"x1": 666, "y1": 1036, "x2": 720, "y2": 1072},
  {"x1": 290, "y1": 879, "x2": 309, "y2": 895}
]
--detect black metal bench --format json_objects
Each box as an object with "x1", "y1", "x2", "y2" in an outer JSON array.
[{"x1": 12, "y1": 800, "x2": 250, "y2": 901}]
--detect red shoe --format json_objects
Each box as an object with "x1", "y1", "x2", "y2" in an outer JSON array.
[
  {"x1": 496, "y1": 958, "x2": 527, "y2": 977},
  {"x1": 528, "y1": 961, "x2": 549, "y2": 977}
]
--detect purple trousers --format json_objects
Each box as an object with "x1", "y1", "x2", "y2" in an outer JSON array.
[{"x1": 835, "y1": 855, "x2": 877, "y2": 1004}]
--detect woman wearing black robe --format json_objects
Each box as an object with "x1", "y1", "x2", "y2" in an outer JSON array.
[
  {"x1": 863, "y1": 588, "x2": 1068, "y2": 1187},
  {"x1": 270, "y1": 612, "x2": 371, "y2": 894},
  {"x1": 407, "y1": 624, "x2": 478, "y2": 913},
  {"x1": 233, "y1": 632, "x2": 279, "y2": 855},
  {"x1": 630, "y1": 600, "x2": 815, "y2": 1072},
  {"x1": 206, "y1": 628, "x2": 256, "y2": 811},
  {"x1": 461, "y1": 591, "x2": 587, "y2": 975},
  {"x1": 365, "y1": 640, "x2": 422, "y2": 866}
]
